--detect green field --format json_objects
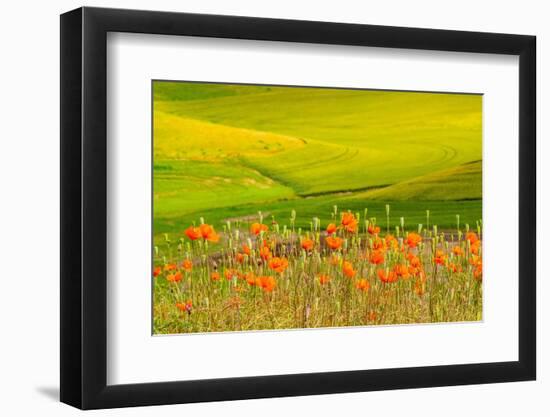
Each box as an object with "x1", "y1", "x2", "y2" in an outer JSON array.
[{"x1": 153, "y1": 82, "x2": 482, "y2": 246}]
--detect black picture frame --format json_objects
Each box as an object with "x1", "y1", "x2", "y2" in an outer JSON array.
[{"x1": 60, "y1": 6, "x2": 536, "y2": 410}]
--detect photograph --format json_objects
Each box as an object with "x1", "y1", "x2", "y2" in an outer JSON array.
[{"x1": 152, "y1": 81, "x2": 483, "y2": 334}]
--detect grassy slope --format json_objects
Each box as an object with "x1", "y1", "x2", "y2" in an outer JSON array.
[
  {"x1": 153, "y1": 110, "x2": 304, "y2": 160},
  {"x1": 156, "y1": 83, "x2": 482, "y2": 195},
  {"x1": 356, "y1": 160, "x2": 482, "y2": 201},
  {"x1": 153, "y1": 82, "x2": 482, "y2": 241}
]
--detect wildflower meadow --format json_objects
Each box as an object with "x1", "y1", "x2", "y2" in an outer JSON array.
[{"x1": 153, "y1": 207, "x2": 482, "y2": 333}]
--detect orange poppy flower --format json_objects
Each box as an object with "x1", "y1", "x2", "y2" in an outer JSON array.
[
  {"x1": 367, "y1": 311, "x2": 377, "y2": 321},
  {"x1": 466, "y1": 232, "x2": 479, "y2": 245},
  {"x1": 393, "y1": 264, "x2": 410, "y2": 280},
  {"x1": 343, "y1": 261, "x2": 356, "y2": 278},
  {"x1": 405, "y1": 232, "x2": 422, "y2": 248},
  {"x1": 181, "y1": 259, "x2": 192, "y2": 272},
  {"x1": 372, "y1": 238, "x2": 385, "y2": 251},
  {"x1": 452, "y1": 246, "x2": 464, "y2": 256},
  {"x1": 377, "y1": 268, "x2": 398, "y2": 283},
  {"x1": 470, "y1": 256, "x2": 482, "y2": 280},
  {"x1": 470, "y1": 240, "x2": 481, "y2": 255},
  {"x1": 224, "y1": 268, "x2": 239, "y2": 280},
  {"x1": 166, "y1": 271, "x2": 183, "y2": 283},
  {"x1": 211, "y1": 271, "x2": 220, "y2": 281},
  {"x1": 250, "y1": 223, "x2": 268, "y2": 235},
  {"x1": 185, "y1": 226, "x2": 201, "y2": 240},
  {"x1": 153, "y1": 266, "x2": 162, "y2": 277},
  {"x1": 199, "y1": 223, "x2": 220, "y2": 242},
  {"x1": 164, "y1": 263, "x2": 177, "y2": 272},
  {"x1": 326, "y1": 236, "x2": 343, "y2": 250},
  {"x1": 242, "y1": 244, "x2": 251, "y2": 255},
  {"x1": 301, "y1": 238, "x2": 314, "y2": 251},
  {"x1": 326, "y1": 223, "x2": 337, "y2": 235},
  {"x1": 474, "y1": 263, "x2": 483, "y2": 280},
  {"x1": 236, "y1": 253, "x2": 245, "y2": 264},
  {"x1": 407, "y1": 254, "x2": 423, "y2": 276},
  {"x1": 448, "y1": 262, "x2": 462, "y2": 273},
  {"x1": 368, "y1": 224, "x2": 380, "y2": 235},
  {"x1": 408, "y1": 254, "x2": 421, "y2": 268},
  {"x1": 369, "y1": 249, "x2": 385, "y2": 265},
  {"x1": 268, "y1": 257, "x2": 289, "y2": 273},
  {"x1": 318, "y1": 274, "x2": 331, "y2": 285},
  {"x1": 434, "y1": 250, "x2": 446, "y2": 265},
  {"x1": 259, "y1": 246, "x2": 272, "y2": 261},
  {"x1": 385, "y1": 235, "x2": 398, "y2": 251},
  {"x1": 258, "y1": 275, "x2": 276, "y2": 292},
  {"x1": 341, "y1": 212, "x2": 358, "y2": 233},
  {"x1": 176, "y1": 300, "x2": 193, "y2": 313},
  {"x1": 355, "y1": 278, "x2": 370, "y2": 291},
  {"x1": 245, "y1": 272, "x2": 256, "y2": 286}
]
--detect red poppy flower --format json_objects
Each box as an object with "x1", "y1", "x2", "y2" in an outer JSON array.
[
  {"x1": 153, "y1": 266, "x2": 162, "y2": 278},
  {"x1": 369, "y1": 249, "x2": 385, "y2": 265},
  {"x1": 199, "y1": 223, "x2": 220, "y2": 242},
  {"x1": 257, "y1": 276, "x2": 276, "y2": 292},
  {"x1": 393, "y1": 264, "x2": 410, "y2": 280},
  {"x1": 176, "y1": 300, "x2": 193, "y2": 314},
  {"x1": 185, "y1": 226, "x2": 201, "y2": 240},
  {"x1": 470, "y1": 240, "x2": 481, "y2": 255},
  {"x1": 301, "y1": 238, "x2": 314, "y2": 251},
  {"x1": 355, "y1": 278, "x2": 370, "y2": 291},
  {"x1": 326, "y1": 223, "x2": 337, "y2": 235},
  {"x1": 224, "y1": 268, "x2": 239, "y2": 280},
  {"x1": 377, "y1": 268, "x2": 398, "y2": 283},
  {"x1": 385, "y1": 234, "x2": 398, "y2": 250},
  {"x1": 250, "y1": 223, "x2": 268, "y2": 235},
  {"x1": 343, "y1": 261, "x2": 356, "y2": 278},
  {"x1": 372, "y1": 238, "x2": 385, "y2": 251},
  {"x1": 259, "y1": 246, "x2": 272, "y2": 261},
  {"x1": 166, "y1": 271, "x2": 183, "y2": 283},
  {"x1": 164, "y1": 263, "x2": 177, "y2": 272},
  {"x1": 368, "y1": 224, "x2": 380, "y2": 235},
  {"x1": 466, "y1": 232, "x2": 479, "y2": 245},
  {"x1": 181, "y1": 259, "x2": 192, "y2": 272},
  {"x1": 434, "y1": 250, "x2": 446, "y2": 265},
  {"x1": 268, "y1": 257, "x2": 289, "y2": 273},
  {"x1": 326, "y1": 236, "x2": 343, "y2": 250},
  {"x1": 405, "y1": 232, "x2": 422, "y2": 248},
  {"x1": 453, "y1": 246, "x2": 464, "y2": 256},
  {"x1": 341, "y1": 212, "x2": 358, "y2": 233}
]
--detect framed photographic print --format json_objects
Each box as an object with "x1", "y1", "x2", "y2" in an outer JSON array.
[{"x1": 60, "y1": 6, "x2": 536, "y2": 409}]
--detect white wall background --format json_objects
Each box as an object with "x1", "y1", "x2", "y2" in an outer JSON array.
[{"x1": 0, "y1": 0, "x2": 545, "y2": 415}]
